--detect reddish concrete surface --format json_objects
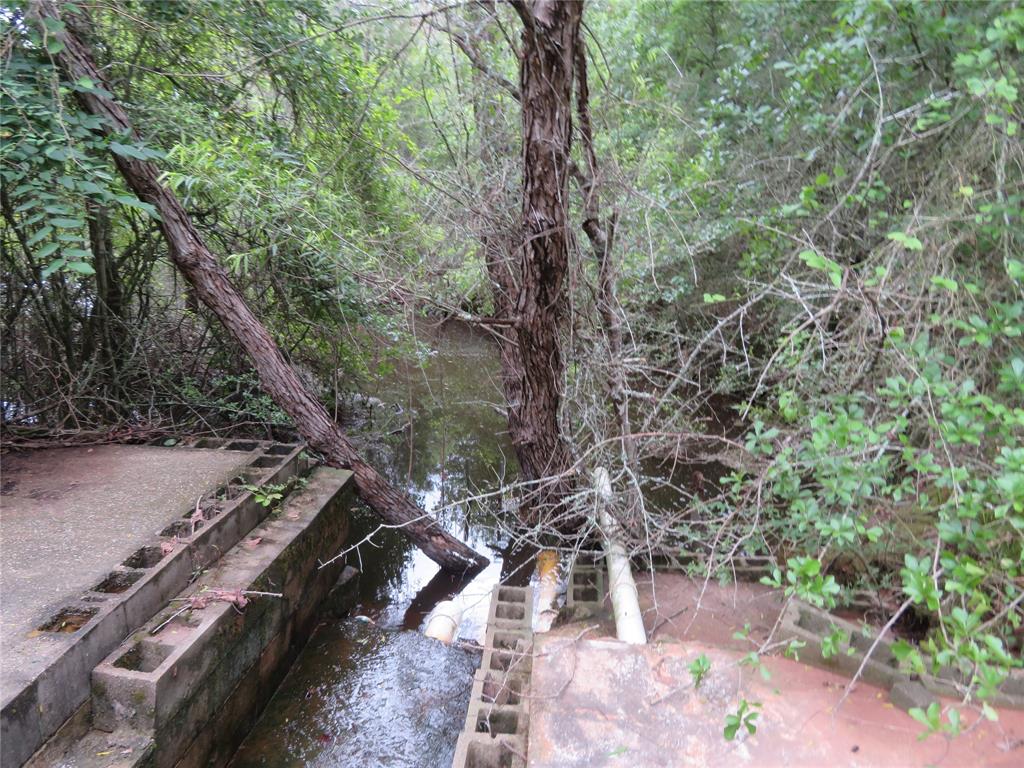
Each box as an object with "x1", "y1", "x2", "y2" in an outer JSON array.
[
  {"x1": 526, "y1": 573, "x2": 1024, "y2": 767},
  {"x1": 527, "y1": 632, "x2": 1024, "y2": 768},
  {"x1": 636, "y1": 571, "x2": 786, "y2": 650}
]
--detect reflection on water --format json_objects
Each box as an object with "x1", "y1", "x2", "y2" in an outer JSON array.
[{"x1": 230, "y1": 321, "x2": 514, "y2": 768}]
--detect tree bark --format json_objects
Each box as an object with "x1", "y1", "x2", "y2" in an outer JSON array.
[
  {"x1": 506, "y1": 0, "x2": 583, "y2": 521},
  {"x1": 28, "y1": 0, "x2": 487, "y2": 573}
]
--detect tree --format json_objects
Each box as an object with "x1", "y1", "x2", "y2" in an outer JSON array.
[
  {"x1": 427, "y1": 0, "x2": 582, "y2": 525},
  {"x1": 503, "y1": 0, "x2": 582, "y2": 521},
  {"x1": 26, "y1": 0, "x2": 486, "y2": 573}
]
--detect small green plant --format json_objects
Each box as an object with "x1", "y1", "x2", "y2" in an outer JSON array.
[
  {"x1": 244, "y1": 482, "x2": 285, "y2": 508},
  {"x1": 821, "y1": 625, "x2": 853, "y2": 660},
  {"x1": 724, "y1": 699, "x2": 761, "y2": 741},
  {"x1": 908, "y1": 702, "x2": 962, "y2": 740},
  {"x1": 740, "y1": 651, "x2": 772, "y2": 681},
  {"x1": 784, "y1": 638, "x2": 806, "y2": 660},
  {"x1": 732, "y1": 623, "x2": 752, "y2": 643},
  {"x1": 688, "y1": 653, "x2": 711, "y2": 689}
]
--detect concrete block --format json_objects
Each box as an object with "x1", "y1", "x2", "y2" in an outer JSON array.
[
  {"x1": 76, "y1": 467, "x2": 354, "y2": 768},
  {"x1": 453, "y1": 732, "x2": 527, "y2": 768},
  {"x1": 1, "y1": 680, "x2": 43, "y2": 768},
  {"x1": 1, "y1": 443, "x2": 310, "y2": 766},
  {"x1": 890, "y1": 681, "x2": 936, "y2": 713},
  {"x1": 465, "y1": 701, "x2": 528, "y2": 737}
]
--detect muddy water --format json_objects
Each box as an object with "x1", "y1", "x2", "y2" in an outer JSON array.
[{"x1": 230, "y1": 322, "x2": 515, "y2": 768}]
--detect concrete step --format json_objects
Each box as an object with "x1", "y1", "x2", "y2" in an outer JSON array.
[
  {"x1": 5, "y1": 442, "x2": 309, "y2": 768},
  {"x1": 26, "y1": 466, "x2": 358, "y2": 768}
]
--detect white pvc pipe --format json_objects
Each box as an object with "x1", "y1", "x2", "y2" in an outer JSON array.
[
  {"x1": 424, "y1": 599, "x2": 463, "y2": 643},
  {"x1": 594, "y1": 467, "x2": 646, "y2": 645}
]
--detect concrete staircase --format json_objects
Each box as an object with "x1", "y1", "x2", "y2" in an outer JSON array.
[{"x1": 18, "y1": 446, "x2": 358, "y2": 768}]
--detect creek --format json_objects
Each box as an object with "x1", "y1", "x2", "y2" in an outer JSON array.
[{"x1": 230, "y1": 321, "x2": 517, "y2": 767}]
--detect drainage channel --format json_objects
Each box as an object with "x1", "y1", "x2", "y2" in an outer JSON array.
[{"x1": 228, "y1": 321, "x2": 517, "y2": 767}]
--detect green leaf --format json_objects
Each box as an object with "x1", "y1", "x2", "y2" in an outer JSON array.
[
  {"x1": 41, "y1": 258, "x2": 66, "y2": 278},
  {"x1": 35, "y1": 242, "x2": 59, "y2": 259},
  {"x1": 887, "y1": 232, "x2": 923, "y2": 251},
  {"x1": 930, "y1": 276, "x2": 959, "y2": 293},
  {"x1": 43, "y1": 146, "x2": 69, "y2": 162},
  {"x1": 798, "y1": 250, "x2": 843, "y2": 288},
  {"x1": 114, "y1": 195, "x2": 160, "y2": 220},
  {"x1": 45, "y1": 38, "x2": 65, "y2": 55},
  {"x1": 66, "y1": 261, "x2": 95, "y2": 275},
  {"x1": 50, "y1": 218, "x2": 84, "y2": 229},
  {"x1": 908, "y1": 707, "x2": 930, "y2": 728},
  {"x1": 26, "y1": 226, "x2": 53, "y2": 246},
  {"x1": 109, "y1": 142, "x2": 166, "y2": 162},
  {"x1": 43, "y1": 17, "x2": 66, "y2": 34},
  {"x1": 703, "y1": 293, "x2": 727, "y2": 304}
]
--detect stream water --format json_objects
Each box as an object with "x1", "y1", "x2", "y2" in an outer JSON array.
[{"x1": 230, "y1": 322, "x2": 517, "y2": 768}]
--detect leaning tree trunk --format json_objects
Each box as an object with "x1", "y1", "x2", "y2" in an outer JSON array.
[
  {"x1": 28, "y1": 0, "x2": 486, "y2": 573},
  {"x1": 507, "y1": 0, "x2": 583, "y2": 522}
]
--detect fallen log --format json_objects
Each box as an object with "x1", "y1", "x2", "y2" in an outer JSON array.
[{"x1": 27, "y1": 0, "x2": 486, "y2": 573}]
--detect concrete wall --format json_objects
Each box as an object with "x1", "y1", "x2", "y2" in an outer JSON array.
[{"x1": 25, "y1": 466, "x2": 358, "y2": 768}]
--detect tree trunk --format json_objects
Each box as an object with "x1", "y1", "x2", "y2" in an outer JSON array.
[
  {"x1": 507, "y1": 0, "x2": 583, "y2": 521},
  {"x1": 85, "y1": 202, "x2": 125, "y2": 379},
  {"x1": 29, "y1": 0, "x2": 486, "y2": 573}
]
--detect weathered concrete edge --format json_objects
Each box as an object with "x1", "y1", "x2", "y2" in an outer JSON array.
[
  {"x1": 453, "y1": 584, "x2": 534, "y2": 768},
  {"x1": 0, "y1": 442, "x2": 305, "y2": 768},
  {"x1": 87, "y1": 466, "x2": 356, "y2": 768},
  {"x1": 778, "y1": 600, "x2": 1024, "y2": 712}
]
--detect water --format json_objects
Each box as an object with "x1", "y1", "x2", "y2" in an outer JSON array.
[{"x1": 230, "y1": 321, "x2": 516, "y2": 768}]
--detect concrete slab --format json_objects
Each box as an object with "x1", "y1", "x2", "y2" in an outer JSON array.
[
  {"x1": 637, "y1": 571, "x2": 785, "y2": 650},
  {"x1": 0, "y1": 446, "x2": 247, "y2": 683},
  {"x1": 528, "y1": 630, "x2": 1024, "y2": 767}
]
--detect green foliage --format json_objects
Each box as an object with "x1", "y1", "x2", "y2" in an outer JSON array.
[
  {"x1": 243, "y1": 482, "x2": 285, "y2": 509},
  {"x1": 723, "y1": 699, "x2": 761, "y2": 741},
  {"x1": 0, "y1": 37, "x2": 159, "y2": 278},
  {"x1": 908, "y1": 701, "x2": 963, "y2": 740},
  {"x1": 2, "y1": 0, "x2": 415, "y2": 432},
  {"x1": 688, "y1": 653, "x2": 711, "y2": 689},
  {"x1": 821, "y1": 625, "x2": 853, "y2": 660},
  {"x1": 587, "y1": 0, "x2": 1024, "y2": 725}
]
